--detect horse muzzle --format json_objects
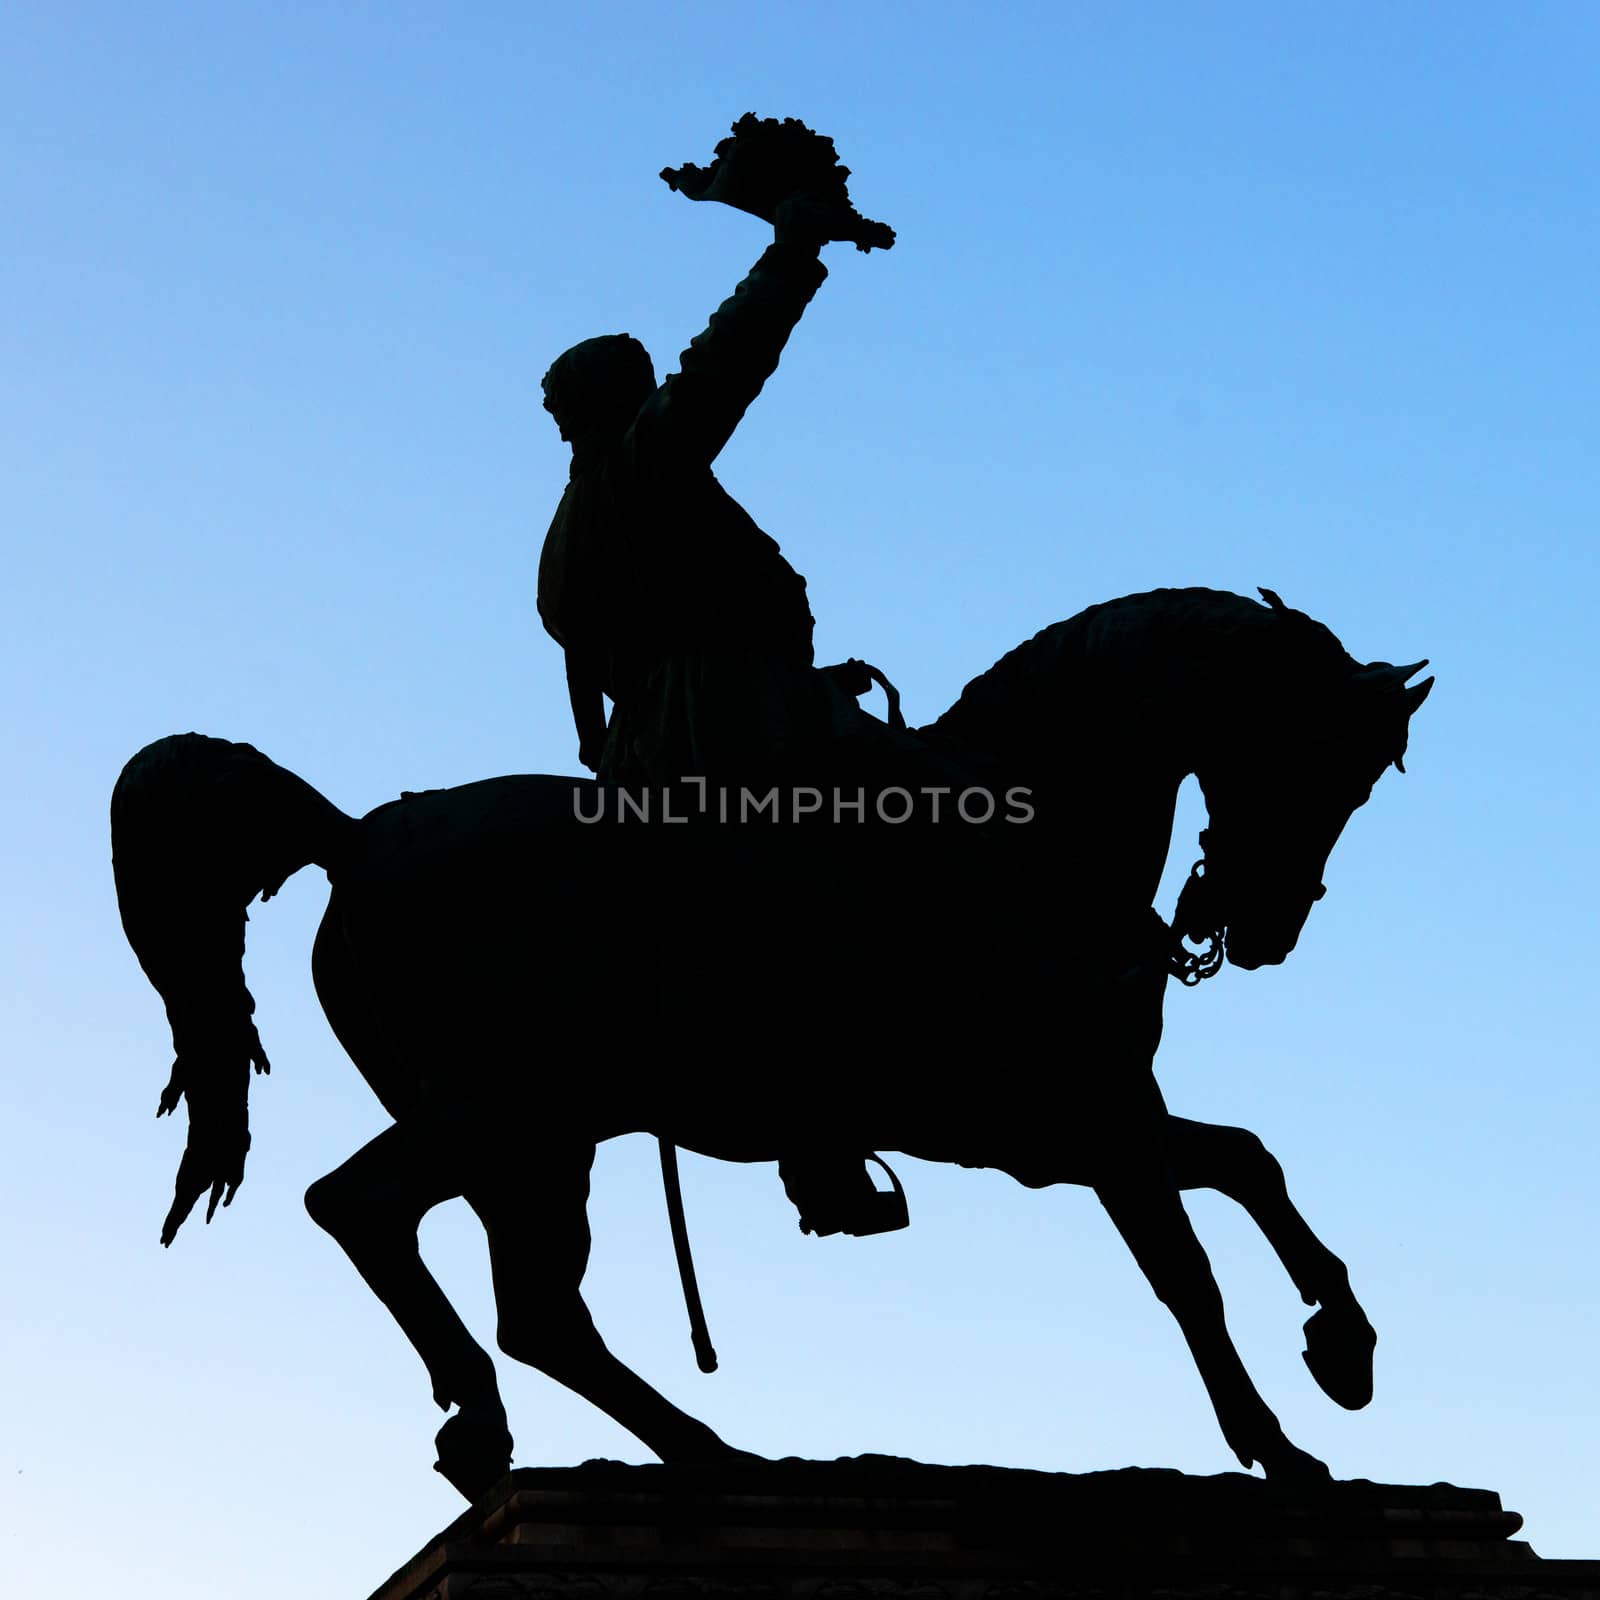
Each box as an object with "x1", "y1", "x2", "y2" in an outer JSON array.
[{"x1": 1224, "y1": 882, "x2": 1325, "y2": 970}]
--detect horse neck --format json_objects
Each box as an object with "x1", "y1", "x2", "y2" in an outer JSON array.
[
  {"x1": 924, "y1": 697, "x2": 1191, "y2": 916},
  {"x1": 926, "y1": 598, "x2": 1254, "y2": 913},
  {"x1": 1025, "y1": 748, "x2": 1189, "y2": 916}
]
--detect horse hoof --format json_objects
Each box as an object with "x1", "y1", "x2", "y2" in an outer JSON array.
[
  {"x1": 660, "y1": 1430, "x2": 765, "y2": 1466},
  {"x1": 1302, "y1": 1303, "x2": 1376, "y2": 1410},
  {"x1": 433, "y1": 1411, "x2": 513, "y2": 1502}
]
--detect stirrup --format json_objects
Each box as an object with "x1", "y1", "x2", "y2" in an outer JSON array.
[{"x1": 782, "y1": 1152, "x2": 910, "y2": 1238}]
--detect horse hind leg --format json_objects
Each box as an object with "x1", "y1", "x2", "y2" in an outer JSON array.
[
  {"x1": 468, "y1": 1141, "x2": 750, "y2": 1466},
  {"x1": 1165, "y1": 1117, "x2": 1376, "y2": 1410},
  {"x1": 304, "y1": 1117, "x2": 513, "y2": 1500}
]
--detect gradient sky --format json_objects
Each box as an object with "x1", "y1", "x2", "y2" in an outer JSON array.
[{"x1": 4, "y1": 5, "x2": 1598, "y2": 1595}]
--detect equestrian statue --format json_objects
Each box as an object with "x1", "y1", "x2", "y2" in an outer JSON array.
[{"x1": 110, "y1": 117, "x2": 1433, "y2": 1503}]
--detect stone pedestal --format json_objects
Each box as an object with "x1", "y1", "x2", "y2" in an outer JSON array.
[{"x1": 366, "y1": 1458, "x2": 1600, "y2": 1600}]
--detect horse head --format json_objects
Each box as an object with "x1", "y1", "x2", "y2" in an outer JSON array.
[{"x1": 1183, "y1": 623, "x2": 1433, "y2": 971}]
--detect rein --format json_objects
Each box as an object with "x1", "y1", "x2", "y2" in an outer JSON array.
[
  {"x1": 1169, "y1": 852, "x2": 1225, "y2": 985},
  {"x1": 1169, "y1": 833, "x2": 1226, "y2": 986}
]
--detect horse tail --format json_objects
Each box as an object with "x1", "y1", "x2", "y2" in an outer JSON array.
[{"x1": 110, "y1": 733, "x2": 358, "y2": 1144}]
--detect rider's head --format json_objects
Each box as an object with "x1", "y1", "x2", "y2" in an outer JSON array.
[{"x1": 541, "y1": 334, "x2": 656, "y2": 445}]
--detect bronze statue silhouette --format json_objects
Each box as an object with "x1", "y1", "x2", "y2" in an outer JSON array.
[{"x1": 112, "y1": 586, "x2": 1431, "y2": 1501}]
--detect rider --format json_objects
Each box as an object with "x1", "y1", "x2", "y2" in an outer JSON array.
[
  {"x1": 537, "y1": 195, "x2": 902, "y2": 1238},
  {"x1": 538, "y1": 194, "x2": 860, "y2": 786}
]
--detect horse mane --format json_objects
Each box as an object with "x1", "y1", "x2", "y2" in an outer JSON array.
[{"x1": 921, "y1": 587, "x2": 1358, "y2": 769}]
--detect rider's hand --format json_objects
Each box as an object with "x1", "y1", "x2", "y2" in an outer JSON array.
[
  {"x1": 824, "y1": 659, "x2": 874, "y2": 698},
  {"x1": 774, "y1": 194, "x2": 843, "y2": 251}
]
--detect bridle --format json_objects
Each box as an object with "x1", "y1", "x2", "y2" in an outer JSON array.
[{"x1": 1167, "y1": 822, "x2": 1329, "y2": 986}]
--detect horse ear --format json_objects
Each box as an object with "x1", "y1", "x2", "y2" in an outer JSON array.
[
  {"x1": 1348, "y1": 660, "x2": 1431, "y2": 772},
  {"x1": 1258, "y1": 587, "x2": 1288, "y2": 611},
  {"x1": 1353, "y1": 658, "x2": 1429, "y2": 690}
]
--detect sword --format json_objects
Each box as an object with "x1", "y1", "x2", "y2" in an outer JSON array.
[{"x1": 658, "y1": 1138, "x2": 718, "y2": 1374}]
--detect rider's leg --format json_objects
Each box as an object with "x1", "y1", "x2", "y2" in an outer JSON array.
[
  {"x1": 1165, "y1": 1116, "x2": 1375, "y2": 1409},
  {"x1": 468, "y1": 1140, "x2": 748, "y2": 1464},
  {"x1": 304, "y1": 1104, "x2": 512, "y2": 1497}
]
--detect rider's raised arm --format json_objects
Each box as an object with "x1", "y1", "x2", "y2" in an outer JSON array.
[{"x1": 630, "y1": 235, "x2": 827, "y2": 472}]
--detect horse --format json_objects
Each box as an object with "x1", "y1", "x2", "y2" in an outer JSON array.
[{"x1": 110, "y1": 586, "x2": 1432, "y2": 1497}]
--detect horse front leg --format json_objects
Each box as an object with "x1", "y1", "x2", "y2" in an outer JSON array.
[
  {"x1": 305, "y1": 1114, "x2": 513, "y2": 1500},
  {"x1": 468, "y1": 1140, "x2": 748, "y2": 1467},
  {"x1": 1076, "y1": 1064, "x2": 1330, "y2": 1483},
  {"x1": 1094, "y1": 1159, "x2": 1329, "y2": 1481},
  {"x1": 1166, "y1": 1116, "x2": 1376, "y2": 1409}
]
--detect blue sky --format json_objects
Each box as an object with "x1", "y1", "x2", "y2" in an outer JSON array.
[{"x1": 3, "y1": 4, "x2": 1597, "y2": 1594}]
